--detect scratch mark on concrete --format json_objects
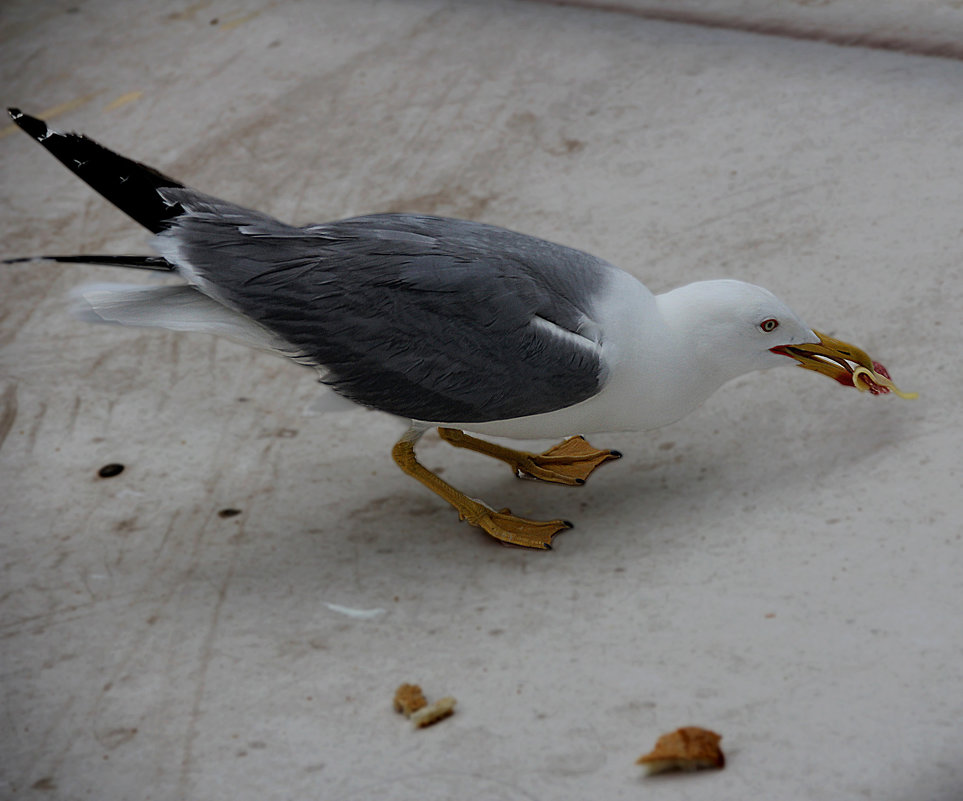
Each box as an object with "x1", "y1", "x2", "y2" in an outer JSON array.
[
  {"x1": 0, "y1": 601, "x2": 101, "y2": 637},
  {"x1": 15, "y1": 694, "x2": 77, "y2": 792},
  {"x1": 24, "y1": 399, "x2": 47, "y2": 455},
  {"x1": 0, "y1": 383, "x2": 18, "y2": 453},
  {"x1": 63, "y1": 393, "x2": 84, "y2": 438},
  {"x1": 677, "y1": 183, "x2": 819, "y2": 236},
  {"x1": 177, "y1": 529, "x2": 240, "y2": 798},
  {"x1": 528, "y1": 0, "x2": 963, "y2": 62}
]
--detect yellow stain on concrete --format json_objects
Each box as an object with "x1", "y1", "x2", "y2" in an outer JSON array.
[
  {"x1": 0, "y1": 92, "x2": 101, "y2": 139},
  {"x1": 219, "y1": 9, "x2": 262, "y2": 31},
  {"x1": 104, "y1": 91, "x2": 144, "y2": 112},
  {"x1": 167, "y1": 1, "x2": 211, "y2": 21}
]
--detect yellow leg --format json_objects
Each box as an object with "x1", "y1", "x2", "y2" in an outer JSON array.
[
  {"x1": 391, "y1": 430, "x2": 570, "y2": 549},
  {"x1": 437, "y1": 428, "x2": 621, "y2": 485}
]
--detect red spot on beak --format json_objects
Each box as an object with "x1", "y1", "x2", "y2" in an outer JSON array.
[
  {"x1": 859, "y1": 361, "x2": 892, "y2": 395},
  {"x1": 872, "y1": 361, "x2": 892, "y2": 380}
]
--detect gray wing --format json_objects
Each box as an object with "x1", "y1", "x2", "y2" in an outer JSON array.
[{"x1": 154, "y1": 188, "x2": 616, "y2": 423}]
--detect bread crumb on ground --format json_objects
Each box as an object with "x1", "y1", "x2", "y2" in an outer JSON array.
[
  {"x1": 636, "y1": 726, "x2": 725, "y2": 775},
  {"x1": 410, "y1": 696, "x2": 457, "y2": 728},
  {"x1": 393, "y1": 684, "x2": 427, "y2": 717}
]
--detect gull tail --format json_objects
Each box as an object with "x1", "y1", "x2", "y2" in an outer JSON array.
[
  {"x1": 71, "y1": 283, "x2": 295, "y2": 352},
  {"x1": 7, "y1": 109, "x2": 309, "y2": 363},
  {"x1": 7, "y1": 108, "x2": 187, "y2": 234}
]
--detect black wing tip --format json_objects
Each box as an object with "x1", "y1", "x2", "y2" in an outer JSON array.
[
  {"x1": 3, "y1": 254, "x2": 174, "y2": 271},
  {"x1": 7, "y1": 107, "x2": 190, "y2": 234},
  {"x1": 7, "y1": 108, "x2": 51, "y2": 141}
]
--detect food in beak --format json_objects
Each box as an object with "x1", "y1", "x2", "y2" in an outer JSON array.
[{"x1": 771, "y1": 330, "x2": 917, "y2": 399}]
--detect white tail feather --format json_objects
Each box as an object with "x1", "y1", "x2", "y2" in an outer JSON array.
[{"x1": 71, "y1": 282, "x2": 296, "y2": 355}]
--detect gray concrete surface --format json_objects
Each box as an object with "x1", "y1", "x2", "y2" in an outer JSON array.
[
  {"x1": 1, "y1": 1, "x2": 961, "y2": 799},
  {"x1": 564, "y1": 0, "x2": 963, "y2": 59}
]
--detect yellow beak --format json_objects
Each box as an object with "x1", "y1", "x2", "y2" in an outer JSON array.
[{"x1": 771, "y1": 330, "x2": 917, "y2": 399}]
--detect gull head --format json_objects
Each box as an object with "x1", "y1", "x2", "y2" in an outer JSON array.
[
  {"x1": 659, "y1": 279, "x2": 916, "y2": 398},
  {"x1": 660, "y1": 279, "x2": 819, "y2": 381}
]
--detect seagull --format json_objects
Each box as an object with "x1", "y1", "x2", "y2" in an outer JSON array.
[{"x1": 4, "y1": 108, "x2": 913, "y2": 549}]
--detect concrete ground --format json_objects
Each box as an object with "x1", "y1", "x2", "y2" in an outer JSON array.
[{"x1": 1, "y1": 1, "x2": 961, "y2": 799}]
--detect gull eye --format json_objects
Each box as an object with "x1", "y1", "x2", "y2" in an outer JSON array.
[{"x1": 760, "y1": 318, "x2": 779, "y2": 333}]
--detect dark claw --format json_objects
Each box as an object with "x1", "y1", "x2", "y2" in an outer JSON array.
[
  {"x1": 574, "y1": 478, "x2": 585, "y2": 485},
  {"x1": 562, "y1": 520, "x2": 574, "y2": 529},
  {"x1": 609, "y1": 449, "x2": 623, "y2": 458}
]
